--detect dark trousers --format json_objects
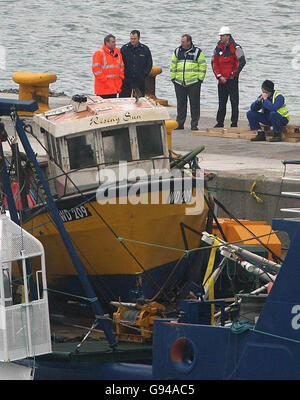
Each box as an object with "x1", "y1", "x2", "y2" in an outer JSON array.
[
  {"x1": 120, "y1": 83, "x2": 145, "y2": 98},
  {"x1": 216, "y1": 77, "x2": 239, "y2": 126},
  {"x1": 174, "y1": 81, "x2": 201, "y2": 128},
  {"x1": 120, "y1": 86, "x2": 132, "y2": 97},
  {"x1": 247, "y1": 110, "x2": 288, "y2": 133}
]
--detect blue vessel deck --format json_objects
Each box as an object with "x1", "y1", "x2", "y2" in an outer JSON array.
[
  {"x1": 36, "y1": 313, "x2": 153, "y2": 364},
  {"x1": 37, "y1": 340, "x2": 152, "y2": 363}
]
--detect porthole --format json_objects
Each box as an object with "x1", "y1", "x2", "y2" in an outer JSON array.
[{"x1": 170, "y1": 337, "x2": 196, "y2": 373}]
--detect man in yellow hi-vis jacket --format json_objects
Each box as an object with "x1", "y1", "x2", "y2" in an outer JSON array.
[{"x1": 170, "y1": 34, "x2": 207, "y2": 131}]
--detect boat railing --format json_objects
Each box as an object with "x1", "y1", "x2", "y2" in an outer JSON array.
[
  {"x1": 280, "y1": 160, "x2": 300, "y2": 214},
  {"x1": 0, "y1": 214, "x2": 52, "y2": 361}
]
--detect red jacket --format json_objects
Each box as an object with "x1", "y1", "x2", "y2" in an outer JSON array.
[
  {"x1": 212, "y1": 39, "x2": 246, "y2": 83},
  {"x1": 92, "y1": 44, "x2": 125, "y2": 95}
]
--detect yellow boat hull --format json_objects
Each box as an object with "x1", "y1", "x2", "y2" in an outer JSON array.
[{"x1": 23, "y1": 183, "x2": 209, "y2": 303}]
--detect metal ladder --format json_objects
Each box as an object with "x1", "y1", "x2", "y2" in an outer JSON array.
[{"x1": 280, "y1": 160, "x2": 300, "y2": 214}]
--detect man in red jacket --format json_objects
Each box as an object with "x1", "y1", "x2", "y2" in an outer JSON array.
[
  {"x1": 92, "y1": 34, "x2": 125, "y2": 98},
  {"x1": 212, "y1": 26, "x2": 246, "y2": 127}
]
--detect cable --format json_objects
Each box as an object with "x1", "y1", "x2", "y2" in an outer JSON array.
[{"x1": 213, "y1": 196, "x2": 283, "y2": 263}]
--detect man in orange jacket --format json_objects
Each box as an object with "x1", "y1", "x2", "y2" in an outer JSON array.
[{"x1": 92, "y1": 34, "x2": 125, "y2": 98}]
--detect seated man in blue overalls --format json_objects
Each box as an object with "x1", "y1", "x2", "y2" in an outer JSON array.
[{"x1": 247, "y1": 80, "x2": 290, "y2": 142}]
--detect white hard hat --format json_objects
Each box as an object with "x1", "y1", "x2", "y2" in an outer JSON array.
[{"x1": 219, "y1": 26, "x2": 231, "y2": 35}]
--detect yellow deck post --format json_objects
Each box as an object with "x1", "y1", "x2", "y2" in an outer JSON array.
[
  {"x1": 12, "y1": 71, "x2": 57, "y2": 115},
  {"x1": 165, "y1": 120, "x2": 178, "y2": 150},
  {"x1": 145, "y1": 66, "x2": 168, "y2": 106}
]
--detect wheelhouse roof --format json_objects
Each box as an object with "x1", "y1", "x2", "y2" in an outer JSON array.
[{"x1": 33, "y1": 96, "x2": 170, "y2": 138}]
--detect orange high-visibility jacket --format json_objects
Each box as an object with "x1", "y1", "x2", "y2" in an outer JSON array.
[{"x1": 92, "y1": 44, "x2": 125, "y2": 95}]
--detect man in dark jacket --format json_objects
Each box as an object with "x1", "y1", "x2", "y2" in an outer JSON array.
[
  {"x1": 248, "y1": 80, "x2": 290, "y2": 142},
  {"x1": 212, "y1": 26, "x2": 246, "y2": 128},
  {"x1": 120, "y1": 30, "x2": 153, "y2": 97}
]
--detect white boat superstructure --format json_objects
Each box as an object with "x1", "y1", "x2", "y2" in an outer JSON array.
[
  {"x1": 0, "y1": 212, "x2": 51, "y2": 379},
  {"x1": 32, "y1": 96, "x2": 170, "y2": 196}
]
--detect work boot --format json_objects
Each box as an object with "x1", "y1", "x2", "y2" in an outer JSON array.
[
  {"x1": 250, "y1": 130, "x2": 266, "y2": 142},
  {"x1": 175, "y1": 125, "x2": 184, "y2": 130},
  {"x1": 269, "y1": 132, "x2": 282, "y2": 142},
  {"x1": 214, "y1": 123, "x2": 224, "y2": 128}
]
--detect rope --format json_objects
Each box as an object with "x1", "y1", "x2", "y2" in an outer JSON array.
[
  {"x1": 70, "y1": 316, "x2": 154, "y2": 338},
  {"x1": 231, "y1": 321, "x2": 300, "y2": 344},
  {"x1": 231, "y1": 321, "x2": 253, "y2": 334},
  {"x1": 120, "y1": 230, "x2": 280, "y2": 256},
  {"x1": 250, "y1": 181, "x2": 263, "y2": 203},
  {"x1": 202, "y1": 238, "x2": 218, "y2": 324},
  {"x1": 252, "y1": 328, "x2": 300, "y2": 345},
  {"x1": 46, "y1": 288, "x2": 98, "y2": 303},
  {"x1": 118, "y1": 237, "x2": 190, "y2": 254},
  {"x1": 12, "y1": 181, "x2": 26, "y2": 203},
  {"x1": 204, "y1": 193, "x2": 228, "y2": 241}
]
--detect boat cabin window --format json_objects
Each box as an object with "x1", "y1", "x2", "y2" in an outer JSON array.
[
  {"x1": 50, "y1": 135, "x2": 58, "y2": 163},
  {"x1": 66, "y1": 134, "x2": 97, "y2": 170},
  {"x1": 43, "y1": 129, "x2": 52, "y2": 156},
  {"x1": 56, "y1": 138, "x2": 62, "y2": 166},
  {"x1": 136, "y1": 124, "x2": 164, "y2": 159},
  {"x1": 102, "y1": 127, "x2": 132, "y2": 164},
  {"x1": 42, "y1": 129, "x2": 61, "y2": 165}
]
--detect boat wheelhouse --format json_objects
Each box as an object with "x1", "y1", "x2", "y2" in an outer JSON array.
[{"x1": 35, "y1": 96, "x2": 170, "y2": 196}]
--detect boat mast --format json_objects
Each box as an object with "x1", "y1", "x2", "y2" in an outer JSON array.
[
  {"x1": 11, "y1": 142, "x2": 28, "y2": 209},
  {"x1": 0, "y1": 134, "x2": 37, "y2": 300}
]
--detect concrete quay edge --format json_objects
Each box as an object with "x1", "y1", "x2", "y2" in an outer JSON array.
[{"x1": 1, "y1": 93, "x2": 300, "y2": 229}]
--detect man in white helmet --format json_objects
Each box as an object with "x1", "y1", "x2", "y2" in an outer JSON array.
[{"x1": 211, "y1": 26, "x2": 246, "y2": 128}]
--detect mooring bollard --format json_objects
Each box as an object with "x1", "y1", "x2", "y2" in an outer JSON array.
[
  {"x1": 12, "y1": 71, "x2": 57, "y2": 115},
  {"x1": 145, "y1": 66, "x2": 168, "y2": 106},
  {"x1": 165, "y1": 120, "x2": 178, "y2": 150}
]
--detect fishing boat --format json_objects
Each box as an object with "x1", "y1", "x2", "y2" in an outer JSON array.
[{"x1": 12, "y1": 94, "x2": 211, "y2": 308}]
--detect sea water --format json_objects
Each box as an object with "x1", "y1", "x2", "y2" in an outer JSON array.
[{"x1": 0, "y1": 0, "x2": 299, "y2": 112}]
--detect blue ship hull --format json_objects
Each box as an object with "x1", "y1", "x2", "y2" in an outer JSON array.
[
  {"x1": 28, "y1": 360, "x2": 153, "y2": 380},
  {"x1": 151, "y1": 218, "x2": 300, "y2": 380}
]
